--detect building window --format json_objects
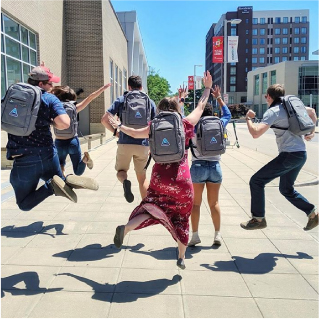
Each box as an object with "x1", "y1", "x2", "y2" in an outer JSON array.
[
  {"x1": 114, "y1": 64, "x2": 118, "y2": 99},
  {"x1": 282, "y1": 47, "x2": 288, "y2": 53},
  {"x1": 301, "y1": 27, "x2": 307, "y2": 34},
  {"x1": 230, "y1": 86, "x2": 236, "y2": 92},
  {"x1": 275, "y1": 38, "x2": 280, "y2": 44},
  {"x1": 260, "y1": 29, "x2": 266, "y2": 35},
  {"x1": 274, "y1": 28, "x2": 281, "y2": 35},
  {"x1": 1, "y1": 14, "x2": 38, "y2": 97},
  {"x1": 252, "y1": 57, "x2": 257, "y2": 64},
  {"x1": 295, "y1": 17, "x2": 300, "y2": 23},
  {"x1": 260, "y1": 18, "x2": 266, "y2": 24},
  {"x1": 254, "y1": 75, "x2": 259, "y2": 95},
  {"x1": 229, "y1": 96, "x2": 234, "y2": 104},
  {"x1": 260, "y1": 57, "x2": 265, "y2": 64},
  {"x1": 230, "y1": 76, "x2": 236, "y2": 84},
  {"x1": 282, "y1": 57, "x2": 288, "y2": 61},
  {"x1": 294, "y1": 57, "x2": 299, "y2": 61},
  {"x1": 294, "y1": 37, "x2": 300, "y2": 44},
  {"x1": 270, "y1": 70, "x2": 276, "y2": 85},
  {"x1": 252, "y1": 48, "x2": 257, "y2": 54},
  {"x1": 119, "y1": 69, "x2": 122, "y2": 95},
  {"x1": 245, "y1": 39, "x2": 249, "y2": 44},
  {"x1": 123, "y1": 68, "x2": 127, "y2": 91},
  {"x1": 294, "y1": 47, "x2": 299, "y2": 53},
  {"x1": 246, "y1": 30, "x2": 249, "y2": 34},
  {"x1": 301, "y1": 47, "x2": 306, "y2": 53},
  {"x1": 301, "y1": 37, "x2": 307, "y2": 44},
  {"x1": 274, "y1": 57, "x2": 280, "y2": 63},
  {"x1": 262, "y1": 72, "x2": 267, "y2": 94},
  {"x1": 109, "y1": 59, "x2": 114, "y2": 103},
  {"x1": 252, "y1": 67, "x2": 257, "y2": 71},
  {"x1": 283, "y1": 28, "x2": 288, "y2": 35},
  {"x1": 245, "y1": 58, "x2": 248, "y2": 63},
  {"x1": 252, "y1": 38, "x2": 257, "y2": 45},
  {"x1": 252, "y1": 29, "x2": 257, "y2": 36},
  {"x1": 260, "y1": 48, "x2": 265, "y2": 54},
  {"x1": 275, "y1": 17, "x2": 281, "y2": 24},
  {"x1": 283, "y1": 17, "x2": 288, "y2": 23},
  {"x1": 252, "y1": 18, "x2": 258, "y2": 24},
  {"x1": 230, "y1": 67, "x2": 236, "y2": 75},
  {"x1": 302, "y1": 16, "x2": 307, "y2": 23},
  {"x1": 295, "y1": 28, "x2": 300, "y2": 34},
  {"x1": 300, "y1": 56, "x2": 306, "y2": 61},
  {"x1": 260, "y1": 38, "x2": 265, "y2": 45},
  {"x1": 231, "y1": 28, "x2": 237, "y2": 36},
  {"x1": 245, "y1": 67, "x2": 248, "y2": 72},
  {"x1": 282, "y1": 37, "x2": 288, "y2": 44},
  {"x1": 274, "y1": 47, "x2": 280, "y2": 54}
]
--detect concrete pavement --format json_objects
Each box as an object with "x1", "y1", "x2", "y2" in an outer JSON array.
[{"x1": 1, "y1": 137, "x2": 318, "y2": 318}]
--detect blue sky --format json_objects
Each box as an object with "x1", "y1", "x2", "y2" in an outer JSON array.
[{"x1": 111, "y1": 0, "x2": 319, "y2": 93}]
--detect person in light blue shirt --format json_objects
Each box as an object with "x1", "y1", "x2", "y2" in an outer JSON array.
[
  {"x1": 241, "y1": 83, "x2": 318, "y2": 231},
  {"x1": 188, "y1": 86, "x2": 231, "y2": 247}
]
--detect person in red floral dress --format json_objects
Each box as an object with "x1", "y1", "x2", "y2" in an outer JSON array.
[{"x1": 107, "y1": 71, "x2": 213, "y2": 269}]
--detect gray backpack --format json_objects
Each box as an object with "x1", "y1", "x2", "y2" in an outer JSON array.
[
  {"x1": 121, "y1": 90, "x2": 151, "y2": 128},
  {"x1": 1, "y1": 83, "x2": 42, "y2": 136},
  {"x1": 54, "y1": 101, "x2": 78, "y2": 139},
  {"x1": 148, "y1": 111, "x2": 185, "y2": 164},
  {"x1": 195, "y1": 116, "x2": 226, "y2": 156},
  {"x1": 271, "y1": 95, "x2": 315, "y2": 136}
]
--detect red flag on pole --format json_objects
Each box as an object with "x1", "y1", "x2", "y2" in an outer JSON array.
[
  {"x1": 188, "y1": 76, "x2": 194, "y2": 90},
  {"x1": 212, "y1": 36, "x2": 224, "y2": 63}
]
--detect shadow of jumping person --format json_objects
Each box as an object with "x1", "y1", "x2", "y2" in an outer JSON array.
[
  {"x1": 56, "y1": 272, "x2": 182, "y2": 303},
  {"x1": 201, "y1": 252, "x2": 313, "y2": 274},
  {"x1": 1, "y1": 271, "x2": 63, "y2": 298},
  {"x1": 1, "y1": 221, "x2": 66, "y2": 238}
]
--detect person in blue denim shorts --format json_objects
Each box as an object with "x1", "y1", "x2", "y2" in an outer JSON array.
[{"x1": 188, "y1": 86, "x2": 231, "y2": 247}]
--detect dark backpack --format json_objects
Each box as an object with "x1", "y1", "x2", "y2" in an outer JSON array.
[
  {"x1": 148, "y1": 111, "x2": 185, "y2": 164},
  {"x1": 270, "y1": 95, "x2": 315, "y2": 136},
  {"x1": 1, "y1": 83, "x2": 42, "y2": 136},
  {"x1": 121, "y1": 90, "x2": 151, "y2": 128},
  {"x1": 53, "y1": 101, "x2": 78, "y2": 139},
  {"x1": 195, "y1": 116, "x2": 226, "y2": 156}
]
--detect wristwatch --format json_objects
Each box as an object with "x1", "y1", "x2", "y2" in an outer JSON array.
[
  {"x1": 117, "y1": 123, "x2": 122, "y2": 131},
  {"x1": 180, "y1": 98, "x2": 185, "y2": 103}
]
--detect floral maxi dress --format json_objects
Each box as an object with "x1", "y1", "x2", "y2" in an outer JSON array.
[{"x1": 129, "y1": 119, "x2": 194, "y2": 246}]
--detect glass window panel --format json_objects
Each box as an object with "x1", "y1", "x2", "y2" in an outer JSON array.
[
  {"x1": 6, "y1": 57, "x2": 21, "y2": 85},
  {"x1": 301, "y1": 27, "x2": 307, "y2": 34},
  {"x1": 23, "y1": 63, "x2": 30, "y2": 82},
  {"x1": 29, "y1": 32, "x2": 36, "y2": 49},
  {"x1": 21, "y1": 26, "x2": 28, "y2": 45},
  {"x1": 252, "y1": 18, "x2": 258, "y2": 25},
  {"x1": 5, "y1": 37, "x2": 20, "y2": 59},
  {"x1": 30, "y1": 50, "x2": 36, "y2": 65},
  {"x1": 301, "y1": 37, "x2": 307, "y2": 44},
  {"x1": 260, "y1": 29, "x2": 265, "y2": 35},
  {"x1": 283, "y1": 28, "x2": 288, "y2": 35},
  {"x1": 295, "y1": 17, "x2": 300, "y2": 23},
  {"x1": 302, "y1": 16, "x2": 307, "y2": 23},
  {"x1": 271, "y1": 71, "x2": 276, "y2": 85},
  {"x1": 254, "y1": 75, "x2": 259, "y2": 95},
  {"x1": 260, "y1": 57, "x2": 265, "y2": 63},
  {"x1": 282, "y1": 37, "x2": 288, "y2": 44},
  {"x1": 283, "y1": 17, "x2": 288, "y2": 23},
  {"x1": 230, "y1": 86, "x2": 236, "y2": 92},
  {"x1": 252, "y1": 29, "x2": 257, "y2": 35},
  {"x1": 1, "y1": 54, "x2": 6, "y2": 98},
  {"x1": 260, "y1": 38, "x2": 265, "y2": 45},
  {"x1": 260, "y1": 18, "x2": 265, "y2": 24},
  {"x1": 1, "y1": 35, "x2": 4, "y2": 53},
  {"x1": 22, "y1": 45, "x2": 29, "y2": 62},
  {"x1": 294, "y1": 37, "x2": 300, "y2": 44},
  {"x1": 282, "y1": 57, "x2": 288, "y2": 61},
  {"x1": 3, "y1": 15, "x2": 19, "y2": 40},
  {"x1": 252, "y1": 38, "x2": 257, "y2": 45},
  {"x1": 262, "y1": 73, "x2": 267, "y2": 93},
  {"x1": 295, "y1": 28, "x2": 300, "y2": 34},
  {"x1": 260, "y1": 48, "x2": 265, "y2": 54},
  {"x1": 275, "y1": 38, "x2": 280, "y2": 44},
  {"x1": 274, "y1": 57, "x2": 280, "y2": 63}
]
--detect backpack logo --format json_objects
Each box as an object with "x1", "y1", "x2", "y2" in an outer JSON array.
[
  {"x1": 9, "y1": 108, "x2": 18, "y2": 117},
  {"x1": 210, "y1": 137, "x2": 217, "y2": 144},
  {"x1": 304, "y1": 111, "x2": 308, "y2": 118},
  {"x1": 161, "y1": 138, "x2": 170, "y2": 146},
  {"x1": 135, "y1": 111, "x2": 142, "y2": 118}
]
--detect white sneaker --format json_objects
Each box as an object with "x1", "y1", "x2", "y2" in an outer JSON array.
[
  {"x1": 188, "y1": 236, "x2": 201, "y2": 247},
  {"x1": 213, "y1": 232, "x2": 222, "y2": 246}
]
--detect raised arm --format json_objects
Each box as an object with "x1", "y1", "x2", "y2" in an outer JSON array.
[
  {"x1": 76, "y1": 83, "x2": 111, "y2": 113},
  {"x1": 211, "y1": 85, "x2": 232, "y2": 126},
  {"x1": 107, "y1": 114, "x2": 150, "y2": 139},
  {"x1": 185, "y1": 71, "x2": 212, "y2": 125}
]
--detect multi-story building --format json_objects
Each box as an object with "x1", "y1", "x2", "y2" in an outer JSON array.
[
  {"x1": 206, "y1": 7, "x2": 310, "y2": 105},
  {"x1": 247, "y1": 60, "x2": 319, "y2": 118},
  {"x1": 1, "y1": 0, "x2": 148, "y2": 136}
]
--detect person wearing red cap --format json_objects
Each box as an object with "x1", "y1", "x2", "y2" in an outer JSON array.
[{"x1": 5, "y1": 65, "x2": 98, "y2": 211}]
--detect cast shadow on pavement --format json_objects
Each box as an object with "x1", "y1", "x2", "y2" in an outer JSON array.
[
  {"x1": 201, "y1": 251, "x2": 313, "y2": 274},
  {"x1": 56, "y1": 272, "x2": 182, "y2": 303},
  {"x1": 1, "y1": 271, "x2": 63, "y2": 298},
  {"x1": 53, "y1": 243, "x2": 143, "y2": 262},
  {"x1": 1, "y1": 221, "x2": 66, "y2": 238}
]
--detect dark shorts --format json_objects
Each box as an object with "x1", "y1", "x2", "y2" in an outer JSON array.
[{"x1": 190, "y1": 160, "x2": 222, "y2": 184}]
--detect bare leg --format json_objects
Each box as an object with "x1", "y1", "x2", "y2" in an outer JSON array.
[
  {"x1": 190, "y1": 183, "x2": 205, "y2": 232},
  {"x1": 177, "y1": 239, "x2": 187, "y2": 259},
  {"x1": 117, "y1": 170, "x2": 128, "y2": 184},
  {"x1": 124, "y1": 213, "x2": 150, "y2": 236},
  {"x1": 206, "y1": 182, "x2": 221, "y2": 231},
  {"x1": 136, "y1": 171, "x2": 148, "y2": 199}
]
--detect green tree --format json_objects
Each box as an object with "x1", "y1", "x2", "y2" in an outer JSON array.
[{"x1": 147, "y1": 68, "x2": 171, "y2": 105}]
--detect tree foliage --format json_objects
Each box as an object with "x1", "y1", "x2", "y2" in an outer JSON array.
[{"x1": 147, "y1": 68, "x2": 171, "y2": 105}]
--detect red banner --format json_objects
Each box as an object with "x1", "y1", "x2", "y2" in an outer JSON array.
[
  {"x1": 188, "y1": 76, "x2": 194, "y2": 90},
  {"x1": 212, "y1": 36, "x2": 224, "y2": 63}
]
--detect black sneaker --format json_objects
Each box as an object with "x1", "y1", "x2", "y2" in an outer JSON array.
[
  {"x1": 123, "y1": 179, "x2": 134, "y2": 203},
  {"x1": 177, "y1": 258, "x2": 186, "y2": 270},
  {"x1": 114, "y1": 225, "x2": 125, "y2": 249},
  {"x1": 304, "y1": 214, "x2": 318, "y2": 231},
  {"x1": 240, "y1": 218, "x2": 267, "y2": 230},
  {"x1": 50, "y1": 176, "x2": 77, "y2": 203}
]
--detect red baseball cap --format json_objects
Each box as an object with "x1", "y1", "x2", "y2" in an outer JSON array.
[{"x1": 29, "y1": 66, "x2": 60, "y2": 83}]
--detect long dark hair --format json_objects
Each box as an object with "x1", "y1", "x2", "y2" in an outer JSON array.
[{"x1": 50, "y1": 86, "x2": 77, "y2": 102}]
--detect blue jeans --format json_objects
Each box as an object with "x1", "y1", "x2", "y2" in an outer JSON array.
[
  {"x1": 55, "y1": 137, "x2": 86, "y2": 176},
  {"x1": 10, "y1": 148, "x2": 63, "y2": 211},
  {"x1": 250, "y1": 151, "x2": 315, "y2": 218}
]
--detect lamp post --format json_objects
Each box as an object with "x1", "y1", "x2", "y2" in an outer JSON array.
[
  {"x1": 194, "y1": 64, "x2": 203, "y2": 109},
  {"x1": 223, "y1": 18, "x2": 241, "y2": 97}
]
